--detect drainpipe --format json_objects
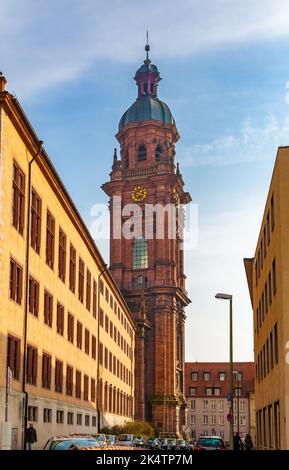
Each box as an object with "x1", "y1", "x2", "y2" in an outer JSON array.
[
  {"x1": 96, "y1": 265, "x2": 108, "y2": 433},
  {"x1": 22, "y1": 141, "x2": 43, "y2": 450}
]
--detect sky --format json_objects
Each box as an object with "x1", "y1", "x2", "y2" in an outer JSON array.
[{"x1": 2, "y1": 0, "x2": 289, "y2": 362}]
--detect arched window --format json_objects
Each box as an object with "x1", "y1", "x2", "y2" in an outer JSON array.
[
  {"x1": 133, "y1": 238, "x2": 148, "y2": 270},
  {"x1": 137, "y1": 144, "x2": 147, "y2": 161},
  {"x1": 155, "y1": 144, "x2": 162, "y2": 161}
]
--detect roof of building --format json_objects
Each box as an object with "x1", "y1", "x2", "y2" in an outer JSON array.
[
  {"x1": 118, "y1": 95, "x2": 175, "y2": 131},
  {"x1": 184, "y1": 362, "x2": 255, "y2": 398}
]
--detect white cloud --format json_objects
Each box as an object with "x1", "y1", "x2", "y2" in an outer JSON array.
[
  {"x1": 2, "y1": 0, "x2": 289, "y2": 97},
  {"x1": 180, "y1": 114, "x2": 289, "y2": 167}
]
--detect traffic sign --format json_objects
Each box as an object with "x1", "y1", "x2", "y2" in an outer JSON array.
[
  {"x1": 227, "y1": 392, "x2": 232, "y2": 401},
  {"x1": 227, "y1": 413, "x2": 233, "y2": 422}
]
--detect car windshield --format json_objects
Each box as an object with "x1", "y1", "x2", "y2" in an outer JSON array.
[
  {"x1": 51, "y1": 438, "x2": 100, "y2": 450},
  {"x1": 198, "y1": 438, "x2": 223, "y2": 448},
  {"x1": 117, "y1": 434, "x2": 133, "y2": 441}
]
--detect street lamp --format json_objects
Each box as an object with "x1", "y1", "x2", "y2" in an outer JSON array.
[
  {"x1": 215, "y1": 293, "x2": 234, "y2": 450},
  {"x1": 233, "y1": 370, "x2": 241, "y2": 435}
]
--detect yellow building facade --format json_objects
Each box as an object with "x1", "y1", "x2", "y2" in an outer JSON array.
[
  {"x1": 244, "y1": 146, "x2": 289, "y2": 449},
  {"x1": 0, "y1": 74, "x2": 135, "y2": 449}
]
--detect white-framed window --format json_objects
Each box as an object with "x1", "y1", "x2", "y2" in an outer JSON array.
[
  {"x1": 219, "y1": 415, "x2": 224, "y2": 425},
  {"x1": 203, "y1": 400, "x2": 208, "y2": 411},
  {"x1": 191, "y1": 414, "x2": 196, "y2": 425},
  {"x1": 240, "y1": 401, "x2": 246, "y2": 412},
  {"x1": 219, "y1": 400, "x2": 224, "y2": 411},
  {"x1": 211, "y1": 415, "x2": 216, "y2": 425},
  {"x1": 191, "y1": 372, "x2": 198, "y2": 381},
  {"x1": 235, "y1": 388, "x2": 242, "y2": 396},
  {"x1": 219, "y1": 372, "x2": 226, "y2": 381},
  {"x1": 214, "y1": 388, "x2": 220, "y2": 396},
  {"x1": 190, "y1": 387, "x2": 197, "y2": 396},
  {"x1": 190, "y1": 400, "x2": 196, "y2": 411},
  {"x1": 203, "y1": 415, "x2": 208, "y2": 425},
  {"x1": 240, "y1": 415, "x2": 246, "y2": 426},
  {"x1": 234, "y1": 415, "x2": 238, "y2": 426},
  {"x1": 205, "y1": 388, "x2": 212, "y2": 396},
  {"x1": 203, "y1": 372, "x2": 210, "y2": 381},
  {"x1": 211, "y1": 400, "x2": 216, "y2": 411}
]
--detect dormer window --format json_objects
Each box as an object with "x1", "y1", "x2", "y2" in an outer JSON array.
[
  {"x1": 137, "y1": 144, "x2": 147, "y2": 161},
  {"x1": 155, "y1": 145, "x2": 162, "y2": 161}
]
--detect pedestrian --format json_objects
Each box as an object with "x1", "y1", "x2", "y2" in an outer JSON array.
[
  {"x1": 233, "y1": 432, "x2": 244, "y2": 450},
  {"x1": 244, "y1": 434, "x2": 254, "y2": 450},
  {"x1": 25, "y1": 423, "x2": 37, "y2": 450}
]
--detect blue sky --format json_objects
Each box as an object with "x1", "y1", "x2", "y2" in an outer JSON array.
[{"x1": 2, "y1": 0, "x2": 289, "y2": 362}]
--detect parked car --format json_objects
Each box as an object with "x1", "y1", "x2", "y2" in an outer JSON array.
[
  {"x1": 177, "y1": 439, "x2": 188, "y2": 449},
  {"x1": 194, "y1": 436, "x2": 227, "y2": 451},
  {"x1": 44, "y1": 436, "x2": 101, "y2": 450},
  {"x1": 134, "y1": 436, "x2": 145, "y2": 447},
  {"x1": 145, "y1": 438, "x2": 161, "y2": 449},
  {"x1": 91, "y1": 433, "x2": 107, "y2": 446},
  {"x1": 106, "y1": 435, "x2": 116, "y2": 446},
  {"x1": 115, "y1": 434, "x2": 135, "y2": 446}
]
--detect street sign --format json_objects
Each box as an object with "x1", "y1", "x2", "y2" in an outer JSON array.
[
  {"x1": 227, "y1": 413, "x2": 233, "y2": 422},
  {"x1": 227, "y1": 392, "x2": 232, "y2": 401}
]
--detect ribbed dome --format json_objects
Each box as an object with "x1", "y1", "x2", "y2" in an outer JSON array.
[{"x1": 118, "y1": 95, "x2": 175, "y2": 131}]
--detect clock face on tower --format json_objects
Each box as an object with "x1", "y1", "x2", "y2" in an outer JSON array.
[{"x1": 131, "y1": 186, "x2": 147, "y2": 202}]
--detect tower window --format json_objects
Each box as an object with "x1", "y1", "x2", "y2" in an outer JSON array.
[
  {"x1": 155, "y1": 145, "x2": 162, "y2": 161},
  {"x1": 133, "y1": 238, "x2": 148, "y2": 270},
  {"x1": 137, "y1": 144, "x2": 147, "y2": 161},
  {"x1": 150, "y1": 83, "x2": 154, "y2": 94},
  {"x1": 143, "y1": 83, "x2": 148, "y2": 94}
]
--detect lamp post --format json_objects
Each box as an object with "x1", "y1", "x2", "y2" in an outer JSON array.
[
  {"x1": 233, "y1": 370, "x2": 241, "y2": 434},
  {"x1": 215, "y1": 293, "x2": 233, "y2": 450}
]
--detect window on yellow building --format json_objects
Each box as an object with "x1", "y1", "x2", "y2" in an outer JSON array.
[
  {"x1": 46, "y1": 210, "x2": 55, "y2": 269},
  {"x1": 31, "y1": 188, "x2": 42, "y2": 253},
  {"x1": 12, "y1": 160, "x2": 25, "y2": 235},
  {"x1": 9, "y1": 258, "x2": 23, "y2": 305}
]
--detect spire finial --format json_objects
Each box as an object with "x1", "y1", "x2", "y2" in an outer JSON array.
[
  {"x1": 145, "y1": 30, "x2": 150, "y2": 62},
  {"x1": 113, "y1": 148, "x2": 117, "y2": 164}
]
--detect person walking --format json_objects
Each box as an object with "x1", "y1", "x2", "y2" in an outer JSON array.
[
  {"x1": 244, "y1": 434, "x2": 254, "y2": 450},
  {"x1": 233, "y1": 432, "x2": 244, "y2": 450},
  {"x1": 25, "y1": 423, "x2": 37, "y2": 450}
]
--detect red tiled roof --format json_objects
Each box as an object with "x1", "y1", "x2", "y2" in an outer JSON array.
[{"x1": 185, "y1": 362, "x2": 255, "y2": 398}]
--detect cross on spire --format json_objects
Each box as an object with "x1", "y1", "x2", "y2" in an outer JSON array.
[{"x1": 145, "y1": 30, "x2": 150, "y2": 62}]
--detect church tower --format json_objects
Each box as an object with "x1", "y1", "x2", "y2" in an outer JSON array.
[{"x1": 102, "y1": 42, "x2": 191, "y2": 435}]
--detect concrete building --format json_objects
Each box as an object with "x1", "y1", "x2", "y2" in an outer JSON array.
[
  {"x1": 185, "y1": 362, "x2": 255, "y2": 443},
  {"x1": 0, "y1": 73, "x2": 135, "y2": 449},
  {"x1": 244, "y1": 146, "x2": 289, "y2": 449},
  {"x1": 103, "y1": 43, "x2": 191, "y2": 435}
]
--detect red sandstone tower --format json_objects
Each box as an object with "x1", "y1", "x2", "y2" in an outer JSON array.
[{"x1": 102, "y1": 43, "x2": 191, "y2": 435}]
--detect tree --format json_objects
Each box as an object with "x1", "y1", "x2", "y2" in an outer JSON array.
[{"x1": 122, "y1": 421, "x2": 155, "y2": 439}]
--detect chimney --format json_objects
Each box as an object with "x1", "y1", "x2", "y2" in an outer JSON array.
[{"x1": 0, "y1": 72, "x2": 7, "y2": 92}]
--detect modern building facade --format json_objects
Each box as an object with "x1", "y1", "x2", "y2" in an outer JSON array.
[
  {"x1": 103, "y1": 44, "x2": 191, "y2": 435},
  {"x1": 185, "y1": 362, "x2": 255, "y2": 443},
  {"x1": 244, "y1": 146, "x2": 289, "y2": 449},
  {"x1": 0, "y1": 73, "x2": 135, "y2": 449}
]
